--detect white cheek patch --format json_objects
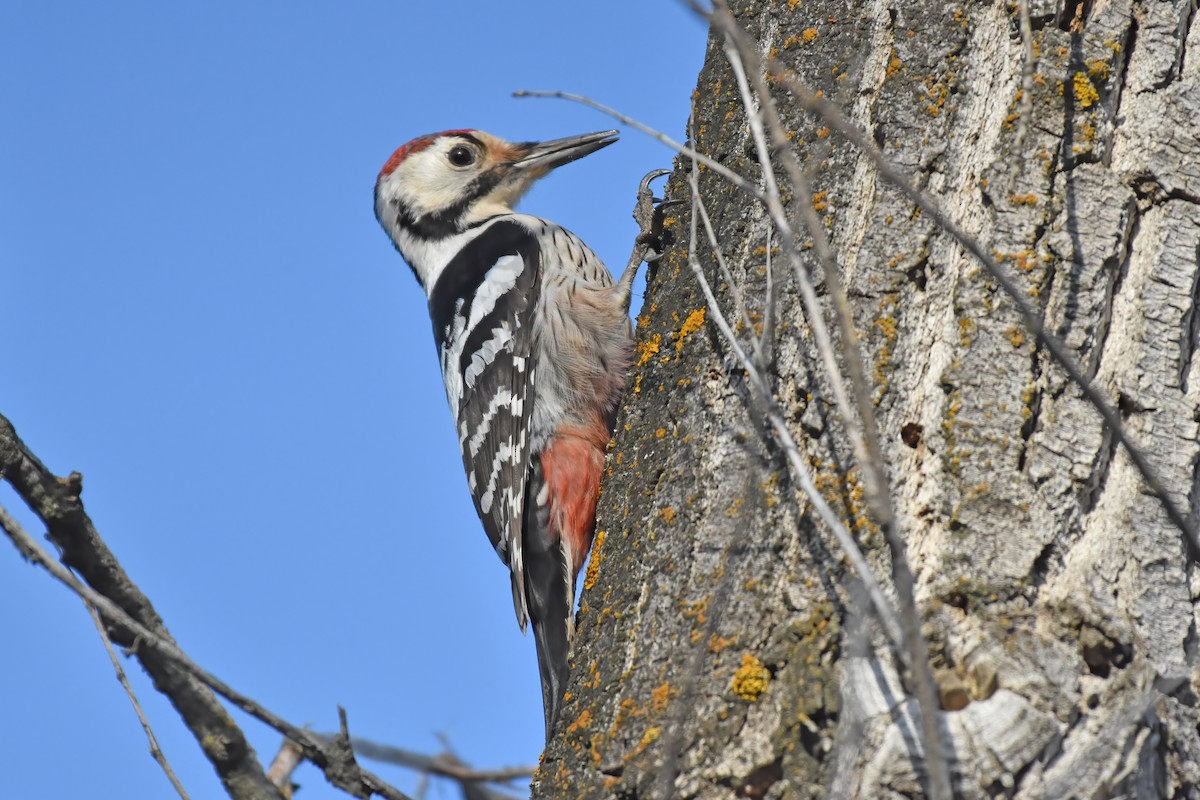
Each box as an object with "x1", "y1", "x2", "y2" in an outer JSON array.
[{"x1": 401, "y1": 154, "x2": 476, "y2": 215}]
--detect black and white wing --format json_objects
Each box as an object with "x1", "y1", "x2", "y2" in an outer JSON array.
[{"x1": 426, "y1": 219, "x2": 542, "y2": 629}]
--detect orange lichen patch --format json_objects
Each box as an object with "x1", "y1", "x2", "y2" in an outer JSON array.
[
  {"x1": 1073, "y1": 72, "x2": 1099, "y2": 108},
  {"x1": 812, "y1": 190, "x2": 828, "y2": 212},
  {"x1": 1009, "y1": 193, "x2": 1038, "y2": 206},
  {"x1": 655, "y1": 427, "x2": 667, "y2": 439},
  {"x1": 1085, "y1": 58, "x2": 1111, "y2": 82},
  {"x1": 566, "y1": 709, "x2": 593, "y2": 735},
  {"x1": 583, "y1": 530, "x2": 607, "y2": 590},
  {"x1": 815, "y1": 126, "x2": 830, "y2": 139},
  {"x1": 682, "y1": 597, "x2": 709, "y2": 625},
  {"x1": 926, "y1": 81, "x2": 949, "y2": 116},
  {"x1": 886, "y1": 54, "x2": 903, "y2": 78},
  {"x1": 788, "y1": 0, "x2": 801, "y2": 8},
  {"x1": 658, "y1": 506, "x2": 677, "y2": 525},
  {"x1": 651, "y1": 682, "x2": 677, "y2": 713},
  {"x1": 621, "y1": 725, "x2": 661, "y2": 762},
  {"x1": 802, "y1": 27, "x2": 819, "y2": 42},
  {"x1": 958, "y1": 316, "x2": 975, "y2": 346},
  {"x1": 675, "y1": 308, "x2": 707, "y2": 352},
  {"x1": 732, "y1": 653, "x2": 770, "y2": 701},
  {"x1": 636, "y1": 333, "x2": 661, "y2": 366},
  {"x1": 1003, "y1": 327, "x2": 1025, "y2": 348},
  {"x1": 708, "y1": 633, "x2": 737, "y2": 654}
]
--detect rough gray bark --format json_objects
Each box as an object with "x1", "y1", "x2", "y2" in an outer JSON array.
[{"x1": 532, "y1": 0, "x2": 1200, "y2": 798}]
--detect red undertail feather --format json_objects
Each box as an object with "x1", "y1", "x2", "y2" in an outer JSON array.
[{"x1": 540, "y1": 416, "x2": 611, "y2": 576}]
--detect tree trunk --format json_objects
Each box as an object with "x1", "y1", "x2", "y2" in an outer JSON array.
[{"x1": 533, "y1": 0, "x2": 1200, "y2": 798}]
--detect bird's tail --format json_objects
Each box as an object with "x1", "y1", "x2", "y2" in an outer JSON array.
[
  {"x1": 524, "y1": 426, "x2": 606, "y2": 740},
  {"x1": 523, "y1": 459, "x2": 573, "y2": 741}
]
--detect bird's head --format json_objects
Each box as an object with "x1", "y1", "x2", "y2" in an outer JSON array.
[{"x1": 374, "y1": 129, "x2": 617, "y2": 283}]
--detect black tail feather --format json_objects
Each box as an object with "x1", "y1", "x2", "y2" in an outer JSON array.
[{"x1": 523, "y1": 459, "x2": 573, "y2": 741}]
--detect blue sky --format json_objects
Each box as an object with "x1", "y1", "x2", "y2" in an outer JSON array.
[{"x1": 0, "y1": 3, "x2": 707, "y2": 798}]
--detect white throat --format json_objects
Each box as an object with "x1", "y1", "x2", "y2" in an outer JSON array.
[{"x1": 395, "y1": 219, "x2": 508, "y2": 296}]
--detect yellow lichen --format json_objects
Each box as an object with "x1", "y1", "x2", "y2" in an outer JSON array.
[
  {"x1": 802, "y1": 27, "x2": 818, "y2": 42},
  {"x1": 812, "y1": 190, "x2": 828, "y2": 212},
  {"x1": 583, "y1": 530, "x2": 606, "y2": 590},
  {"x1": 926, "y1": 81, "x2": 949, "y2": 116},
  {"x1": 651, "y1": 682, "x2": 677, "y2": 713},
  {"x1": 732, "y1": 653, "x2": 770, "y2": 701},
  {"x1": 708, "y1": 633, "x2": 737, "y2": 654},
  {"x1": 636, "y1": 333, "x2": 661, "y2": 366},
  {"x1": 1085, "y1": 58, "x2": 1111, "y2": 82},
  {"x1": 682, "y1": 597, "x2": 709, "y2": 625},
  {"x1": 1073, "y1": 72, "x2": 1099, "y2": 108},
  {"x1": 676, "y1": 308, "x2": 707, "y2": 352},
  {"x1": 658, "y1": 506, "x2": 677, "y2": 525},
  {"x1": 566, "y1": 709, "x2": 593, "y2": 735}
]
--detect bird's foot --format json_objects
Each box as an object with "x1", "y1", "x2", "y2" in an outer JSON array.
[{"x1": 631, "y1": 169, "x2": 681, "y2": 264}]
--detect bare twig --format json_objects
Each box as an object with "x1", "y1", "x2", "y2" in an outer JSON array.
[
  {"x1": 345, "y1": 737, "x2": 534, "y2": 785},
  {"x1": 87, "y1": 602, "x2": 192, "y2": 800},
  {"x1": 760, "y1": 223, "x2": 777, "y2": 369},
  {"x1": 266, "y1": 740, "x2": 304, "y2": 796},
  {"x1": 683, "y1": 146, "x2": 903, "y2": 648},
  {"x1": 0, "y1": 412, "x2": 412, "y2": 800},
  {"x1": 513, "y1": 90, "x2": 765, "y2": 200},
  {"x1": 1015, "y1": 0, "x2": 1036, "y2": 154},
  {"x1": 691, "y1": 175, "x2": 764, "y2": 366},
  {"x1": 713, "y1": 8, "x2": 952, "y2": 796},
  {"x1": 0, "y1": 503, "x2": 409, "y2": 800}
]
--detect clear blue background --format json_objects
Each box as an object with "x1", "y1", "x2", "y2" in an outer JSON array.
[{"x1": 0, "y1": 3, "x2": 706, "y2": 798}]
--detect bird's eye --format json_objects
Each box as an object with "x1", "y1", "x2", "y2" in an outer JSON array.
[{"x1": 448, "y1": 145, "x2": 476, "y2": 167}]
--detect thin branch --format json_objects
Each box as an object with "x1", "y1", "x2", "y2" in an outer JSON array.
[
  {"x1": 683, "y1": 145, "x2": 903, "y2": 649},
  {"x1": 266, "y1": 739, "x2": 304, "y2": 796},
  {"x1": 87, "y1": 601, "x2": 192, "y2": 800},
  {"x1": 1015, "y1": 0, "x2": 1036, "y2": 154},
  {"x1": 345, "y1": 738, "x2": 534, "y2": 785},
  {"x1": 514, "y1": 82, "x2": 910, "y2": 668},
  {"x1": 0, "y1": 510, "x2": 285, "y2": 800},
  {"x1": 761, "y1": 222, "x2": 776, "y2": 369},
  {"x1": 0, "y1": 412, "x2": 412, "y2": 800},
  {"x1": 512, "y1": 90, "x2": 765, "y2": 200},
  {"x1": 690, "y1": 170, "x2": 764, "y2": 366},
  {"x1": 0, "y1": 503, "x2": 410, "y2": 800},
  {"x1": 713, "y1": 9, "x2": 951, "y2": 797}
]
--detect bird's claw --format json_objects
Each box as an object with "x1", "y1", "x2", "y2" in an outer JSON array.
[{"x1": 632, "y1": 169, "x2": 679, "y2": 262}]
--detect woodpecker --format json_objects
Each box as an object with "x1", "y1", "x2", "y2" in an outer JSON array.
[{"x1": 374, "y1": 128, "x2": 644, "y2": 739}]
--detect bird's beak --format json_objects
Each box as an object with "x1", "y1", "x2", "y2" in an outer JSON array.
[{"x1": 512, "y1": 130, "x2": 619, "y2": 174}]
